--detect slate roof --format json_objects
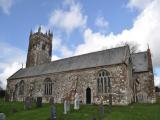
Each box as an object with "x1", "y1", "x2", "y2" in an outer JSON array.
[
  {"x1": 132, "y1": 52, "x2": 148, "y2": 72},
  {"x1": 8, "y1": 46, "x2": 130, "y2": 80}
]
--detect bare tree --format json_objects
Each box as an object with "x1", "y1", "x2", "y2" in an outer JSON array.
[{"x1": 116, "y1": 41, "x2": 139, "y2": 54}]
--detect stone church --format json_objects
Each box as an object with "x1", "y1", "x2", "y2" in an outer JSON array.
[{"x1": 6, "y1": 27, "x2": 156, "y2": 105}]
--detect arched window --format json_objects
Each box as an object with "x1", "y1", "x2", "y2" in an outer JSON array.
[
  {"x1": 44, "y1": 78, "x2": 53, "y2": 95},
  {"x1": 19, "y1": 80, "x2": 24, "y2": 95},
  {"x1": 97, "y1": 70, "x2": 110, "y2": 93}
]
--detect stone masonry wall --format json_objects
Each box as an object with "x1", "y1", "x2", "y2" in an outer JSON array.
[
  {"x1": 7, "y1": 63, "x2": 132, "y2": 105},
  {"x1": 133, "y1": 72, "x2": 156, "y2": 103}
]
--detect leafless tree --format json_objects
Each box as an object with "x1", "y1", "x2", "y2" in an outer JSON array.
[{"x1": 116, "y1": 41, "x2": 139, "y2": 54}]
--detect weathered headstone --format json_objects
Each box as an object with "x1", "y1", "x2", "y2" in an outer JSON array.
[
  {"x1": 36, "y1": 97, "x2": 42, "y2": 107},
  {"x1": 64, "y1": 100, "x2": 67, "y2": 114},
  {"x1": 109, "y1": 94, "x2": 112, "y2": 112},
  {"x1": 5, "y1": 93, "x2": 9, "y2": 102},
  {"x1": 51, "y1": 105, "x2": 56, "y2": 120},
  {"x1": 0, "y1": 113, "x2": 6, "y2": 120},
  {"x1": 74, "y1": 92, "x2": 79, "y2": 110},
  {"x1": 49, "y1": 97, "x2": 54, "y2": 105},
  {"x1": 66, "y1": 100, "x2": 70, "y2": 112},
  {"x1": 99, "y1": 103, "x2": 104, "y2": 119},
  {"x1": 24, "y1": 96, "x2": 32, "y2": 110}
]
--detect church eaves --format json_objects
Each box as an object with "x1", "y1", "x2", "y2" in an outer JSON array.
[{"x1": 8, "y1": 46, "x2": 130, "y2": 80}]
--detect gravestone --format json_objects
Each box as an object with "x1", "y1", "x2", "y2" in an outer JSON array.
[
  {"x1": 49, "y1": 97, "x2": 54, "y2": 105},
  {"x1": 5, "y1": 93, "x2": 9, "y2": 102},
  {"x1": 109, "y1": 94, "x2": 112, "y2": 112},
  {"x1": 24, "y1": 96, "x2": 32, "y2": 110},
  {"x1": 51, "y1": 105, "x2": 56, "y2": 120},
  {"x1": 74, "y1": 92, "x2": 79, "y2": 110},
  {"x1": 99, "y1": 103, "x2": 104, "y2": 120},
  {"x1": 66, "y1": 100, "x2": 70, "y2": 112},
  {"x1": 36, "y1": 97, "x2": 42, "y2": 107},
  {"x1": 64, "y1": 100, "x2": 67, "y2": 114},
  {"x1": 0, "y1": 113, "x2": 6, "y2": 120}
]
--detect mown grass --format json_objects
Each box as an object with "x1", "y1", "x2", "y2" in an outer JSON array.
[{"x1": 0, "y1": 97, "x2": 160, "y2": 120}]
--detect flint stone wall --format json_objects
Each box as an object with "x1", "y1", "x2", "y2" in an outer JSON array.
[
  {"x1": 7, "y1": 63, "x2": 133, "y2": 105},
  {"x1": 133, "y1": 72, "x2": 156, "y2": 103}
]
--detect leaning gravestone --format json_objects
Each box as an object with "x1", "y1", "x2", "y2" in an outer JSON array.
[
  {"x1": 0, "y1": 113, "x2": 6, "y2": 120},
  {"x1": 36, "y1": 97, "x2": 42, "y2": 107},
  {"x1": 24, "y1": 97, "x2": 32, "y2": 110},
  {"x1": 51, "y1": 105, "x2": 56, "y2": 120}
]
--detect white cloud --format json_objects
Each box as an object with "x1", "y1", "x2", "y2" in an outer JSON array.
[
  {"x1": 60, "y1": 46, "x2": 73, "y2": 58},
  {"x1": 0, "y1": 42, "x2": 26, "y2": 89},
  {"x1": 73, "y1": 0, "x2": 160, "y2": 85},
  {"x1": 95, "y1": 16, "x2": 109, "y2": 29},
  {"x1": 63, "y1": 0, "x2": 74, "y2": 6},
  {"x1": 75, "y1": 0, "x2": 160, "y2": 67},
  {"x1": 127, "y1": 0, "x2": 154, "y2": 10},
  {"x1": 52, "y1": 55, "x2": 60, "y2": 61},
  {"x1": 49, "y1": 0, "x2": 87, "y2": 34},
  {"x1": 0, "y1": 0, "x2": 13, "y2": 15},
  {"x1": 52, "y1": 35, "x2": 62, "y2": 51},
  {"x1": 155, "y1": 76, "x2": 160, "y2": 87},
  {"x1": 52, "y1": 35, "x2": 73, "y2": 58}
]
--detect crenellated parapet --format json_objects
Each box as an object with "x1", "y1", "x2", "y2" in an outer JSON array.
[{"x1": 26, "y1": 26, "x2": 52, "y2": 68}]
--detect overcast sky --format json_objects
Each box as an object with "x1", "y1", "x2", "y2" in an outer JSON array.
[{"x1": 0, "y1": 0, "x2": 160, "y2": 89}]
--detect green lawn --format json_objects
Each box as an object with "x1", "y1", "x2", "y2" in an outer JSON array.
[{"x1": 0, "y1": 97, "x2": 160, "y2": 120}]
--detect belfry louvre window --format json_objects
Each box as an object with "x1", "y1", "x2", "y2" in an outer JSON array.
[
  {"x1": 97, "y1": 70, "x2": 110, "y2": 93},
  {"x1": 44, "y1": 78, "x2": 53, "y2": 95}
]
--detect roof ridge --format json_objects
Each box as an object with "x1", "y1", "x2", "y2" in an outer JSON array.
[
  {"x1": 51, "y1": 45, "x2": 129, "y2": 62},
  {"x1": 8, "y1": 45, "x2": 129, "y2": 80}
]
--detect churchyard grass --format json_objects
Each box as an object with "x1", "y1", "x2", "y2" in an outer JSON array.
[{"x1": 0, "y1": 97, "x2": 160, "y2": 120}]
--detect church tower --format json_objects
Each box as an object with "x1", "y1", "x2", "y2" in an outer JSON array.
[{"x1": 26, "y1": 26, "x2": 52, "y2": 68}]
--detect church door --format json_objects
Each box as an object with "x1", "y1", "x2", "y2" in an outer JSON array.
[{"x1": 86, "y1": 87, "x2": 91, "y2": 104}]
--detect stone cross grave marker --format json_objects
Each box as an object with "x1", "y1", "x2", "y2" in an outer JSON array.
[
  {"x1": 0, "y1": 113, "x2": 6, "y2": 120},
  {"x1": 51, "y1": 105, "x2": 56, "y2": 120}
]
